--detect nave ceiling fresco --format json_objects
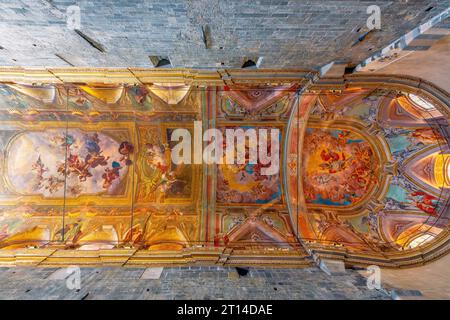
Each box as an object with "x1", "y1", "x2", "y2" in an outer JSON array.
[{"x1": 0, "y1": 74, "x2": 448, "y2": 267}]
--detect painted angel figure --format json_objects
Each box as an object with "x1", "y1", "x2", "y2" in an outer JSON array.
[
  {"x1": 102, "y1": 161, "x2": 122, "y2": 189},
  {"x1": 319, "y1": 149, "x2": 348, "y2": 173},
  {"x1": 31, "y1": 155, "x2": 48, "y2": 190},
  {"x1": 145, "y1": 143, "x2": 169, "y2": 173},
  {"x1": 119, "y1": 141, "x2": 134, "y2": 166},
  {"x1": 84, "y1": 133, "x2": 109, "y2": 169},
  {"x1": 409, "y1": 191, "x2": 439, "y2": 216}
]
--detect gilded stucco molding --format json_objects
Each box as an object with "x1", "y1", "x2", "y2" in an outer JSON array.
[{"x1": 0, "y1": 67, "x2": 317, "y2": 86}]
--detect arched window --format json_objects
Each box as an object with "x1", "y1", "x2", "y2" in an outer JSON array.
[
  {"x1": 407, "y1": 233, "x2": 435, "y2": 249},
  {"x1": 408, "y1": 93, "x2": 436, "y2": 111}
]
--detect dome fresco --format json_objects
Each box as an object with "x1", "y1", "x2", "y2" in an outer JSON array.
[{"x1": 0, "y1": 78, "x2": 448, "y2": 266}]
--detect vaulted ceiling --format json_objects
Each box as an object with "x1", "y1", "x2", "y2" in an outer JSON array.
[
  {"x1": 0, "y1": 72, "x2": 448, "y2": 267},
  {"x1": 287, "y1": 87, "x2": 450, "y2": 255}
]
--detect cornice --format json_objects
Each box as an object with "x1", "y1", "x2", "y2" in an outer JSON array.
[{"x1": 0, "y1": 67, "x2": 317, "y2": 86}]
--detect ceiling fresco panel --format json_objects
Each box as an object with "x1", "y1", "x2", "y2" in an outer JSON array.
[
  {"x1": 132, "y1": 86, "x2": 202, "y2": 250},
  {"x1": 213, "y1": 85, "x2": 301, "y2": 250},
  {"x1": 216, "y1": 124, "x2": 284, "y2": 206},
  {"x1": 0, "y1": 83, "x2": 68, "y2": 249},
  {"x1": 62, "y1": 86, "x2": 136, "y2": 250},
  {"x1": 302, "y1": 127, "x2": 380, "y2": 207}
]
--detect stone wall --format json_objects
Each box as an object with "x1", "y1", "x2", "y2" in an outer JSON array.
[{"x1": 0, "y1": 0, "x2": 449, "y2": 68}]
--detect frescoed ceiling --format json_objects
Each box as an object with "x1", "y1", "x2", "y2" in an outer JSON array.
[
  {"x1": 0, "y1": 75, "x2": 448, "y2": 267},
  {"x1": 0, "y1": 82, "x2": 202, "y2": 252},
  {"x1": 287, "y1": 86, "x2": 450, "y2": 256}
]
